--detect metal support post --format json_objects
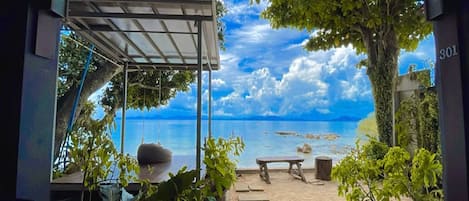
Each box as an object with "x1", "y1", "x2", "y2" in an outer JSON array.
[
  {"x1": 196, "y1": 20, "x2": 202, "y2": 181},
  {"x1": 121, "y1": 62, "x2": 128, "y2": 154}
]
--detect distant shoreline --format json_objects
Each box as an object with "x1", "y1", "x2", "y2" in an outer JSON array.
[{"x1": 114, "y1": 117, "x2": 361, "y2": 122}]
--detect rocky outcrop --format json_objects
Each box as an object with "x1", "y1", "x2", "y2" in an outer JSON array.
[
  {"x1": 296, "y1": 143, "x2": 312, "y2": 153},
  {"x1": 304, "y1": 134, "x2": 321, "y2": 139},
  {"x1": 276, "y1": 131, "x2": 298, "y2": 136},
  {"x1": 322, "y1": 134, "x2": 339, "y2": 141}
]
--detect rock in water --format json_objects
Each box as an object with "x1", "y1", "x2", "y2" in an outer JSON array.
[
  {"x1": 296, "y1": 143, "x2": 312, "y2": 153},
  {"x1": 276, "y1": 131, "x2": 297, "y2": 136},
  {"x1": 137, "y1": 143, "x2": 172, "y2": 164},
  {"x1": 322, "y1": 133, "x2": 339, "y2": 141},
  {"x1": 297, "y1": 146, "x2": 303, "y2": 152},
  {"x1": 302, "y1": 143, "x2": 312, "y2": 153},
  {"x1": 305, "y1": 134, "x2": 320, "y2": 139}
]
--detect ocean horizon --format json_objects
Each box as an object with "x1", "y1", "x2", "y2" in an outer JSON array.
[
  {"x1": 114, "y1": 115, "x2": 362, "y2": 122},
  {"x1": 110, "y1": 119, "x2": 359, "y2": 169}
]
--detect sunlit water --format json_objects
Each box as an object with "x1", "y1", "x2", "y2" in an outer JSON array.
[{"x1": 111, "y1": 119, "x2": 359, "y2": 169}]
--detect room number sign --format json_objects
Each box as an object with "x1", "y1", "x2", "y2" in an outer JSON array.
[{"x1": 439, "y1": 45, "x2": 459, "y2": 60}]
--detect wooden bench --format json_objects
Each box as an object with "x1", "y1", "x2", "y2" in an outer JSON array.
[{"x1": 256, "y1": 156, "x2": 307, "y2": 184}]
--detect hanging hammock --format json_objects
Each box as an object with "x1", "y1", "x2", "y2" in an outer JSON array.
[{"x1": 136, "y1": 71, "x2": 172, "y2": 165}]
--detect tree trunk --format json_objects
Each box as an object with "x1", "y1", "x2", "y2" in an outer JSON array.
[
  {"x1": 55, "y1": 62, "x2": 121, "y2": 159},
  {"x1": 363, "y1": 29, "x2": 399, "y2": 146}
]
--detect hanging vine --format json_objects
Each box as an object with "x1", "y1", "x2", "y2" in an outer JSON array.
[
  {"x1": 417, "y1": 91, "x2": 440, "y2": 153},
  {"x1": 395, "y1": 95, "x2": 419, "y2": 150},
  {"x1": 395, "y1": 69, "x2": 440, "y2": 154}
]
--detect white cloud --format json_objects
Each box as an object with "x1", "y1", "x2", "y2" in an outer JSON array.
[
  {"x1": 329, "y1": 45, "x2": 357, "y2": 68},
  {"x1": 316, "y1": 108, "x2": 331, "y2": 114},
  {"x1": 211, "y1": 78, "x2": 226, "y2": 88},
  {"x1": 284, "y1": 38, "x2": 309, "y2": 50},
  {"x1": 211, "y1": 43, "x2": 371, "y2": 117},
  {"x1": 340, "y1": 81, "x2": 359, "y2": 100},
  {"x1": 214, "y1": 109, "x2": 233, "y2": 116},
  {"x1": 223, "y1": 18, "x2": 309, "y2": 76},
  {"x1": 232, "y1": 24, "x2": 273, "y2": 44},
  {"x1": 224, "y1": 0, "x2": 267, "y2": 24},
  {"x1": 161, "y1": 0, "x2": 383, "y2": 118},
  {"x1": 276, "y1": 57, "x2": 330, "y2": 115}
]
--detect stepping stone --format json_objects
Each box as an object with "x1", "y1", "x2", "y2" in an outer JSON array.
[
  {"x1": 238, "y1": 193, "x2": 269, "y2": 201},
  {"x1": 235, "y1": 183, "x2": 250, "y2": 192},
  {"x1": 311, "y1": 181, "x2": 325, "y2": 185},
  {"x1": 248, "y1": 184, "x2": 264, "y2": 191}
]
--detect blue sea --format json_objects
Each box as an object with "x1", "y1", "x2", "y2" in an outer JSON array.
[{"x1": 110, "y1": 120, "x2": 359, "y2": 169}]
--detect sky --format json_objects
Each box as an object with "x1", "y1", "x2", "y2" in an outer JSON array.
[{"x1": 95, "y1": 0, "x2": 436, "y2": 121}]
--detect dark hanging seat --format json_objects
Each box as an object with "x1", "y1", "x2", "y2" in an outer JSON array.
[{"x1": 137, "y1": 143, "x2": 172, "y2": 164}]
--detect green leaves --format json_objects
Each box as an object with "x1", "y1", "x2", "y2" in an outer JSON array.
[
  {"x1": 332, "y1": 140, "x2": 443, "y2": 201},
  {"x1": 395, "y1": 70, "x2": 440, "y2": 154},
  {"x1": 67, "y1": 113, "x2": 139, "y2": 193},
  {"x1": 146, "y1": 167, "x2": 199, "y2": 201},
  {"x1": 202, "y1": 136, "x2": 245, "y2": 199},
  {"x1": 411, "y1": 149, "x2": 442, "y2": 192},
  {"x1": 257, "y1": 0, "x2": 431, "y2": 52}
]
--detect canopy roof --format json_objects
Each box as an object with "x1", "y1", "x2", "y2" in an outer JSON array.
[{"x1": 67, "y1": 0, "x2": 220, "y2": 71}]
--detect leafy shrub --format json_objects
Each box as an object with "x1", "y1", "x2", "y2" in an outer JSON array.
[
  {"x1": 203, "y1": 136, "x2": 245, "y2": 200},
  {"x1": 396, "y1": 96, "x2": 419, "y2": 149},
  {"x1": 140, "y1": 166, "x2": 212, "y2": 201},
  {"x1": 395, "y1": 69, "x2": 440, "y2": 154},
  {"x1": 363, "y1": 137, "x2": 389, "y2": 161},
  {"x1": 68, "y1": 120, "x2": 139, "y2": 200},
  {"x1": 139, "y1": 136, "x2": 244, "y2": 201},
  {"x1": 332, "y1": 141, "x2": 443, "y2": 201}
]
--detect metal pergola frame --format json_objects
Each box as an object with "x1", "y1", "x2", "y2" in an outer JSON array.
[{"x1": 66, "y1": 0, "x2": 219, "y2": 180}]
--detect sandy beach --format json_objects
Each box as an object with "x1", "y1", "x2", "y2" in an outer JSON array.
[
  {"x1": 229, "y1": 170, "x2": 344, "y2": 201},
  {"x1": 229, "y1": 169, "x2": 413, "y2": 201}
]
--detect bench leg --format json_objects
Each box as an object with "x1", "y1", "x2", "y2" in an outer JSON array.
[
  {"x1": 295, "y1": 162, "x2": 307, "y2": 183},
  {"x1": 288, "y1": 162, "x2": 293, "y2": 174},
  {"x1": 258, "y1": 163, "x2": 271, "y2": 184}
]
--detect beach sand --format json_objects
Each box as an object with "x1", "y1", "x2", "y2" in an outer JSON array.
[
  {"x1": 229, "y1": 170, "x2": 412, "y2": 201},
  {"x1": 229, "y1": 170, "x2": 343, "y2": 201}
]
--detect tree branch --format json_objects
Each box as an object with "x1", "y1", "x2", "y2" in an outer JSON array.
[
  {"x1": 55, "y1": 61, "x2": 122, "y2": 159},
  {"x1": 360, "y1": 26, "x2": 378, "y2": 73}
]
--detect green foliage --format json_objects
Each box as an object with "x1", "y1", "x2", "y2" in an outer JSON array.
[
  {"x1": 410, "y1": 149, "x2": 444, "y2": 200},
  {"x1": 216, "y1": 0, "x2": 227, "y2": 50},
  {"x1": 332, "y1": 141, "x2": 443, "y2": 201},
  {"x1": 138, "y1": 136, "x2": 245, "y2": 201},
  {"x1": 203, "y1": 136, "x2": 245, "y2": 199},
  {"x1": 58, "y1": 33, "x2": 104, "y2": 99},
  {"x1": 254, "y1": 0, "x2": 431, "y2": 53},
  {"x1": 396, "y1": 69, "x2": 440, "y2": 153},
  {"x1": 140, "y1": 167, "x2": 203, "y2": 201},
  {"x1": 332, "y1": 140, "x2": 384, "y2": 201},
  {"x1": 101, "y1": 70, "x2": 195, "y2": 112},
  {"x1": 396, "y1": 95, "x2": 419, "y2": 149},
  {"x1": 362, "y1": 138, "x2": 389, "y2": 161},
  {"x1": 418, "y1": 91, "x2": 440, "y2": 153},
  {"x1": 66, "y1": 103, "x2": 139, "y2": 195},
  {"x1": 416, "y1": 69, "x2": 432, "y2": 88},
  {"x1": 68, "y1": 125, "x2": 139, "y2": 190},
  {"x1": 381, "y1": 147, "x2": 443, "y2": 201}
]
